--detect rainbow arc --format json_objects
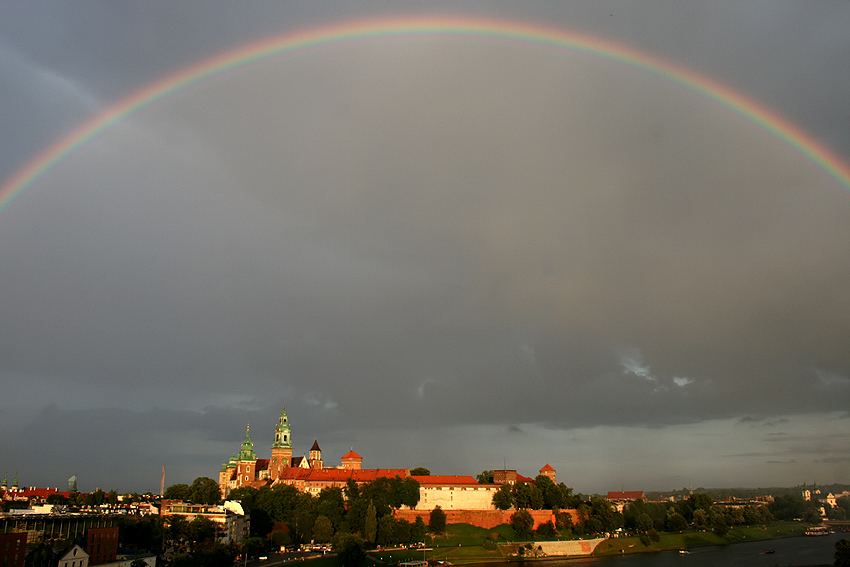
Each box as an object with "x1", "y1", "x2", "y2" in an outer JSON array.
[{"x1": 2, "y1": 16, "x2": 849, "y2": 213}]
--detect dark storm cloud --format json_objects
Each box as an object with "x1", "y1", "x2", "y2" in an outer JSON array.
[{"x1": 1, "y1": 1, "x2": 850, "y2": 492}]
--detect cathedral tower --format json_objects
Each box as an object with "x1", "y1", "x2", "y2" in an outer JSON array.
[
  {"x1": 271, "y1": 406, "x2": 293, "y2": 479},
  {"x1": 236, "y1": 425, "x2": 257, "y2": 486}
]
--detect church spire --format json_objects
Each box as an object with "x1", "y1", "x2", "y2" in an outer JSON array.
[{"x1": 238, "y1": 423, "x2": 256, "y2": 461}]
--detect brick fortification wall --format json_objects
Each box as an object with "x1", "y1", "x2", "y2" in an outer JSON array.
[{"x1": 394, "y1": 509, "x2": 579, "y2": 530}]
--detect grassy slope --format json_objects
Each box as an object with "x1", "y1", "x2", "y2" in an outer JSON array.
[
  {"x1": 593, "y1": 522, "x2": 806, "y2": 555},
  {"x1": 349, "y1": 522, "x2": 810, "y2": 565}
]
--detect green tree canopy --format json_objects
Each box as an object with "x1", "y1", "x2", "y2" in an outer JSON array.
[
  {"x1": 190, "y1": 477, "x2": 222, "y2": 505},
  {"x1": 510, "y1": 510, "x2": 534, "y2": 539},
  {"x1": 332, "y1": 533, "x2": 365, "y2": 567},
  {"x1": 313, "y1": 516, "x2": 334, "y2": 543},
  {"x1": 476, "y1": 471, "x2": 494, "y2": 484},
  {"x1": 513, "y1": 482, "x2": 544, "y2": 510},
  {"x1": 493, "y1": 483, "x2": 514, "y2": 510},
  {"x1": 411, "y1": 516, "x2": 427, "y2": 543},
  {"x1": 364, "y1": 502, "x2": 378, "y2": 544},
  {"x1": 410, "y1": 467, "x2": 430, "y2": 476},
  {"x1": 428, "y1": 506, "x2": 446, "y2": 534},
  {"x1": 163, "y1": 484, "x2": 192, "y2": 501},
  {"x1": 188, "y1": 515, "x2": 218, "y2": 545},
  {"x1": 389, "y1": 476, "x2": 421, "y2": 509}
]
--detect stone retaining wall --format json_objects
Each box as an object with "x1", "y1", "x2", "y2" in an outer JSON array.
[{"x1": 394, "y1": 509, "x2": 579, "y2": 530}]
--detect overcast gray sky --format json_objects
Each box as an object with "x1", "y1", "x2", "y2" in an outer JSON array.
[{"x1": 1, "y1": 1, "x2": 849, "y2": 495}]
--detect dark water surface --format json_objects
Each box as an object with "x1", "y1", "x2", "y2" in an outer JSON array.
[{"x1": 497, "y1": 533, "x2": 847, "y2": 567}]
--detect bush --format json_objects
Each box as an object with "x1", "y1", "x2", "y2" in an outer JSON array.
[
  {"x1": 510, "y1": 510, "x2": 534, "y2": 540},
  {"x1": 536, "y1": 520, "x2": 556, "y2": 537}
]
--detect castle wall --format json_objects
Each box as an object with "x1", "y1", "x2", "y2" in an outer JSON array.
[
  {"x1": 394, "y1": 508, "x2": 578, "y2": 530},
  {"x1": 414, "y1": 485, "x2": 499, "y2": 510}
]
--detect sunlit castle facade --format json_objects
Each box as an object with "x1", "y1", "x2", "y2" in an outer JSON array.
[{"x1": 218, "y1": 406, "x2": 406, "y2": 498}]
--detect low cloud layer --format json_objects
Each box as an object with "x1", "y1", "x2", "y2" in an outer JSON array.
[{"x1": 1, "y1": 2, "x2": 849, "y2": 493}]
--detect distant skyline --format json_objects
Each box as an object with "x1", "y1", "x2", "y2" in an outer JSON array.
[{"x1": 1, "y1": 1, "x2": 849, "y2": 495}]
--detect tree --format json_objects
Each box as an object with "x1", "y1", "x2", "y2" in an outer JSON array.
[
  {"x1": 228, "y1": 487, "x2": 259, "y2": 508},
  {"x1": 688, "y1": 493, "x2": 713, "y2": 515},
  {"x1": 188, "y1": 515, "x2": 217, "y2": 545},
  {"x1": 803, "y1": 507, "x2": 823, "y2": 524},
  {"x1": 510, "y1": 510, "x2": 534, "y2": 540},
  {"x1": 167, "y1": 515, "x2": 189, "y2": 546},
  {"x1": 411, "y1": 516, "x2": 427, "y2": 543},
  {"x1": 270, "y1": 528, "x2": 291, "y2": 549},
  {"x1": 163, "y1": 484, "x2": 192, "y2": 501},
  {"x1": 476, "y1": 471, "x2": 494, "y2": 484},
  {"x1": 710, "y1": 509, "x2": 729, "y2": 537},
  {"x1": 332, "y1": 533, "x2": 365, "y2": 567},
  {"x1": 536, "y1": 520, "x2": 556, "y2": 537},
  {"x1": 555, "y1": 511, "x2": 573, "y2": 532},
  {"x1": 47, "y1": 494, "x2": 69, "y2": 505},
  {"x1": 389, "y1": 476, "x2": 421, "y2": 509},
  {"x1": 190, "y1": 477, "x2": 222, "y2": 505},
  {"x1": 242, "y1": 537, "x2": 268, "y2": 559},
  {"x1": 316, "y1": 487, "x2": 346, "y2": 530},
  {"x1": 85, "y1": 489, "x2": 106, "y2": 507},
  {"x1": 667, "y1": 513, "x2": 687, "y2": 532},
  {"x1": 410, "y1": 467, "x2": 430, "y2": 476},
  {"x1": 493, "y1": 483, "x2": 514, "y2": 510},
  {"x1": 313, "y1": 516, "x2": 334, "y2": 543},
  {"x1": 514, "y1": 482, "x2": 544, "y2": 510},
  {"x1": 428, "y1": 506, "x2": 446, "y2": 534},
  {"x1": 394, "y1": 519, "x2": 412, "y2": 545},
  {"x1": 588, "y1": 498, "x2": 622, "y2": 534},
  {"x1": 364, "y1": 502, "x2": 378, "y2": 544},
  {"x1": 692, "y1": 509, "x2": 708, "y2": 529},
  {"x1": 636, "y1": 513, "x2": 653, "y2": 533},
  {"x1": 769, "y1": 494, "x2": 811, "y2": 521},
  {"x1": 377, "y1": 515, "x2": 396, "y2": 546}
]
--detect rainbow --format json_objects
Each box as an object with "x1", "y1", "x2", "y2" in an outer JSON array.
[{"x1": 2, "y1": 15, "x2": 850, "y2": 213}]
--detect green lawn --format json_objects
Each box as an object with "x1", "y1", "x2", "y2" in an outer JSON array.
[
  {"x1": 593, "y1": 523, "x2": 808, "y2": 555},
  {"x1": 353, "y1": 522, "x2": 811, "y2": 565}
]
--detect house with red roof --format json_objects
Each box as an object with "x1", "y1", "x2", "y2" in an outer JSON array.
[{"x1": 606, "y1": 490, "x2": 646, "y2": 511}]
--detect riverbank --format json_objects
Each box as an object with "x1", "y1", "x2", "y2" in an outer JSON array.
[
  {"x1": 592, "y1": 522, "x2": 807, "y2": 555},
  {"x1": 359, "y1": 522, "x2": 812, "y2": 566}
]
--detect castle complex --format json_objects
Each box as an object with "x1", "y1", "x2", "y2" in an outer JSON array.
[
  {"x1": 218, "y1": 406, "x2": 408, "y2": 498},
  {"x1": 218, "y1": 405, "x2": 557, "y2": 513}
]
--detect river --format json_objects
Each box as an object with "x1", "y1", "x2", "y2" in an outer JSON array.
[{"x1": 496, "y1": 533, "x2": 847, "y2": 567}]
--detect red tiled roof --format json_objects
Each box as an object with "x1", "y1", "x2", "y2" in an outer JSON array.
[
  {"x1": 310, "y1": 440, "x2": 321, "y2": 451},
  {"x1": 540, "y1": 464, "x2": 555, "y2": 472},
  {"x1": 607, "y1": 491, "x2": 646, "y2": 501},
  {"x1": 256, "y1": 459, "x2": 270, "y2": 471},
  {"x1": 341, "y1": 450, "x2": 362, "y2": 460},
  {"x1": 412, "y1": 475, "x2": 479, "y2": 486},
  {"x1": 516, "y1": 474, "x2": 535, "y2": 483},
  {"x1": 7, "y1": 487, "x2": 60, "y2": 498},
  {"x1": 277, "y1": 468, "x2": 408, "y2": 483}
]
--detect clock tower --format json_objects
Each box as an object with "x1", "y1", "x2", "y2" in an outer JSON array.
[{"x1": 271, "y1": 406, "x2": 293, "y2": 479}]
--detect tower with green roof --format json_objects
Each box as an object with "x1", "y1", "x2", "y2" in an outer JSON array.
[
  {"x1": 271, "y1": 406, "x2": 293, "y2": 479},
  {"x1": 234, "y1": 425, "x2": 258, "y2": 489}
]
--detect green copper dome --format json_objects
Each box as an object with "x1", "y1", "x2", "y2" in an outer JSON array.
[
  {"x1": 272, "y1": 406, "x2": 292, "y2": 449},
  {"x1": 238, "y1": 425, "x2": 256, "y2": 461}
]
